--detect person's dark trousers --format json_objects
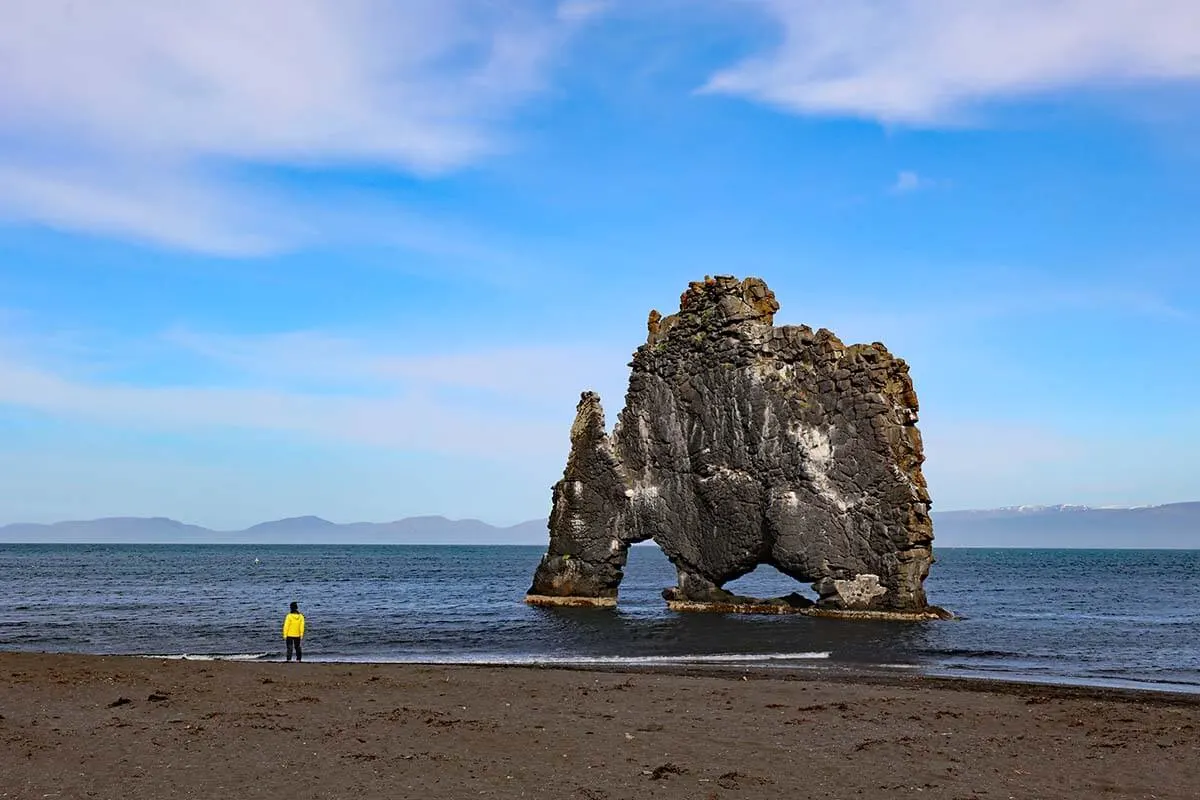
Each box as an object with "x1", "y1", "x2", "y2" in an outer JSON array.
[{"x1": 286, "y1": 637, "x2": 302, "y2": 662}]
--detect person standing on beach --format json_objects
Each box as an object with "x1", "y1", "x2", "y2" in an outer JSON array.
[{"x1": 283, "y1": 602, "x2": 305, "y2": 662}]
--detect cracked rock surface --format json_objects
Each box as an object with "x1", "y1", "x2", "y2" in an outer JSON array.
[{"x1": 528, "y1": 276, "x2": 938, "y2": 615}]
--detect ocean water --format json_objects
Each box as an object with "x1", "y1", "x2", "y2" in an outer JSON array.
[{"x1": 1, "y1": 544, "x2": 1198, "y2": 694}]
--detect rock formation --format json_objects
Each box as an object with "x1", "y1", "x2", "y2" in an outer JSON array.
[{"x1": 527, "y1": 276, "x2": 946, "y2": 619}]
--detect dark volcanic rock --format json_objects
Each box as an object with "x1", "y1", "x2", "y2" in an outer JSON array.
[
  {"x1": 527, "y1": 276, "x2": 942, "y2": 617},
  {"x1": 526, "y1": 393, "x2": 628, "y2": 605}
]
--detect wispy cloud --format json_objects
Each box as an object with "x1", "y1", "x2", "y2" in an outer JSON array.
[
  {"x1": 0, "y1": 356, "x2": 553, "y2": 457},
  {"x1": 0, "y1": 163, "x2": 283, "y2": 256},
  {"x1": 0, "y1": 324, "x2": 631, "y2": 458},
  {"x1": 0, "y1": 0, "x2": 599, "y2": 253},
  {"x1": 888, "y1": 170, "x2": 938, "y2": 195},
  {"x1": 557, "y1": 0, "x2": 611, "y2": 22},
  {"x1": 161, "y1": 328, "x2": 629, "y2": 403},
  {"x1": 704, "y1": 0, "x2": 1200, "y2": 125}
]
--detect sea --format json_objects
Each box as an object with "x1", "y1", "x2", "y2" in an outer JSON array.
[{"x1": 2, "y1": 544, "x2": 1198, "y2": 694}]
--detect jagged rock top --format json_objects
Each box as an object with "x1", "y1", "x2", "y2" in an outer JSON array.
[{"x1": 647, "y1": 275, "x2": 781, "y2": 344}]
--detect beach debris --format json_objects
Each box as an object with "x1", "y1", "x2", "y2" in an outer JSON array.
[
  {"x1": 107, "y1": 697, "x2": 132, "y2": 708},
  {"x1": 716, "y1": 770, "x2": 770, "y2": 789},
  {"x1": 646, "y1": 763, "x2": 686, "y2": 780},
  {"x1": 147, "y1": 692, "x2": 169, "y2": 702},
  {"x1": 527, "y1": 276, "x2": 945, "y2": 618}
]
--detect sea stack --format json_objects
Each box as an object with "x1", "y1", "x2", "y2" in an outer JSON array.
[{"x1": 527, "y1": 276, "x2": 946, "y2": 619}]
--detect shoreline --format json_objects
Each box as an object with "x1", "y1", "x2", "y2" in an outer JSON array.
[
  {"x1": 7, "y1": 646, "x2": 1200, "y2": 700},
  {"x1": 14, "y1": 646, "x2": 1200, "y2": 699},
  {"x1": 3, "y1": 651, "x2": 1199, "y2": 799}
]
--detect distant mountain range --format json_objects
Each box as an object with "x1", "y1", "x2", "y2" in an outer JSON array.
[
  {"x1": 1, "y1": 503, "x2": 1196, "y2": 547},
  {"x1": 931, "y1": 502, "x2": 1199, "y2": 548},
  {"x1": 0, "y1": 515, "x2": 549, "y2": 545}
]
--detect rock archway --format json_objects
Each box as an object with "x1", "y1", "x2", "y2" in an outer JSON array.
[{"x1": 526, "y1": 276, "x2": 947, "y2": 619}]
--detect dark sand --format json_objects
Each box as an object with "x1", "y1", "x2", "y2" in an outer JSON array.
[{"x1": 1, "y1": 653, "x2": 1197, "y2": 799}]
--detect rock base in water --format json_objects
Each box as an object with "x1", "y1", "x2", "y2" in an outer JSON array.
[
  {"x1": 525, "y1": 594, "x2": 618, "y2": 609},
  {"x1": 662, "y1": 600, "x2": 954, "y2": 620}
]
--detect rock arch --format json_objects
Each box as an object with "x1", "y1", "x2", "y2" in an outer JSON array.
[{"x1": 526, "y1": 276, "x2": 947, "y2": 619}]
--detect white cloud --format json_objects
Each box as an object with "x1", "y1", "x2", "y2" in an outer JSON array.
[
  {"x1": 557, "y1": 0, "x2": 610, "y2": 22},
  {"x1": 0, "y1": 0, "x2": 597, "y2": 253},
  {"x1": 0, "y1": 324, "x2": 632, "y2": 459},
  {"x1": 0, "y1": 163, "x2": 283, "y2": 256},
  {"x1": 161, "y1": 328, "x2": 629, "y2": 403},
  {"x1": 704, "y1": 0, "x2": 1200, "y2": 125},
  {"x1": 890, "y1": 170, "x2": 930, "y2": 194},
  {"x1": 0, "y1": 348, "x2": 559, "y2": 457},
  {"x1": 0, "y1": 320, "x2": 637, "y2": 525}
]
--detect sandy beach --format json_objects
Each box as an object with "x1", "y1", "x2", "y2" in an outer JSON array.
[{"x1": 1, "y1": 652, "x2": 1197, "y2": 800}]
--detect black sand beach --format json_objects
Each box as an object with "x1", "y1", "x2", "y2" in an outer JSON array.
[{"x1": 2, "y1": 652, "x2": 1197, "y2": 799}]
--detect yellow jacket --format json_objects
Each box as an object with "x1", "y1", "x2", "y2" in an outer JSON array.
[{"x1": 282, "y1": 612, "x2": 305, "y2": 639}]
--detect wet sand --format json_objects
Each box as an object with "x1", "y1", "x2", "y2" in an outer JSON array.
[{"x1": 1, "y1": 652, "x2": 1197, "y2": 799}]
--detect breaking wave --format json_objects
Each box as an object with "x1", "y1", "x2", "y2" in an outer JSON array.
[
  {"x1": 140, "y1": 652, "x2": 271, "y2": 661},
  {"x1": 327, "y1": 652, "x2": 832, "y2": 665}
]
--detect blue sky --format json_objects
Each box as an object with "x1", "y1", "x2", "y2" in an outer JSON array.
[{"x1": 1, "y1": 0, "x2": 1198, "y2": 528}]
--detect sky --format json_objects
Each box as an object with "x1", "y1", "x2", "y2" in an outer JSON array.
[{"x1": 1, "y1": 0, "x2": 1198, "y2": 529}]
